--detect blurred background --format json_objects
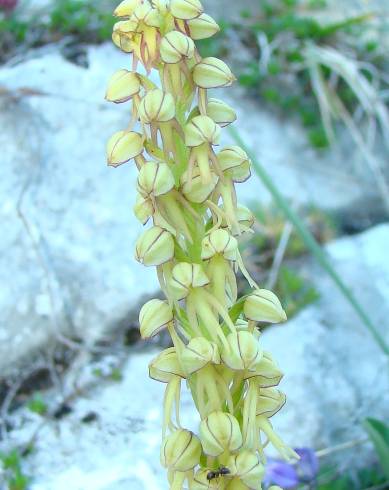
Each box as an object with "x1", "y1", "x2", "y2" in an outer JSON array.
[{"x1": 0, "y1": 0, "x2": 389, "y2": 489}]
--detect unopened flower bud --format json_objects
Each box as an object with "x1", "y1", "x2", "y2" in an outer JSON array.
[
  {"x1": 160, "y1": 31, "x2": 195, "y2": 64},
  {"x1": 113, "y1": 19, "x2": 137, "y2": 33},
  {"x1": 161, "y1": 429, "x2": 202, "y2": 471},
  {"x1": 170, "y1": 0, "x2": 203, "y2": 20},
  {"x1": 149, "y1": 347, "x2": 186, "y2": 382},
  {"x1": 112, "y1": 20, "x2": 137, "y2": 52},
  {"x1": 170, "y1": 262, "x2": 209, "y2": 299},
  {"x1": 256, "y1": 388, "x2": 286, "y2": 418},
  {"x1": 135, "y1": 226, "x2": 174, "y2": 266},
  {"x1": 137, "y1": 162, "x2": 175, "y2": 197},
  {"x1": 227, "y1": 450, "x2": 265, "y2": 489},
  {"x1": 221, "y1": 331, "x2": 262, "y2": 371},
  {"x1": 133, "y1": 2, "x2": 160, "y2": 27},
  {"x1": 221, "y1": 204, "x2": 255, "y2": 234},
  {"x1": 185, "y1": 115, "x2": 220, "y2": 147},
  {"x1": 139, "y1": 299, "x2": 173, "y2": 339},
  {"x1": 246, "y1": 352, "x2": 283, "y2": 386},
  {"x1": 201, "y1": 229, "x2": 238, "y2": 261},
  {"x1": 218, "y1": 145, "x2": 251, "y2": 183},
  {"x1": 181, "y1": 337, "x2": 220, "y2": 374},
  {"x1": 237, "y1": 205, "x2": 255, "y2": 231},
  {"x1": 114, "y1": 0, "x2": 142, "y2": 17},
  {"x1": 105, "y1": 69, "x2": 141, "y2": 103},
  {"x1": 218, "y1": 146, "x2": 249, "y2": 171},
  {"x1": 193, "y1": 57, "x2": 235, "y2": 89},
  {"x1": 133, "y1": 194, "x2": 153, "y2": 224},
  {"x1": 106, "y1": 130, "x2": 143, "y2": 167},
  {"x1": 244, "y1": 289, "x2": 287, "y2": 323},
  {"x1": 181, "y1": 167, "x2": 218, "y2": 203},
  {"x1": 186, "y1": 13, "x2": 220, "y2": 40},
  {"x1": 139, "y1": 89, "x2": 175, "y2": 123},
  {"x1": 231, "y1": 161, "x2": 251, "y2": 183},
  {"x1": 200, "y1": 411, "x2": 242, "y2": 456},
  {"x1": 207, "y1": 98, "x2": 237, "y2": 127}
]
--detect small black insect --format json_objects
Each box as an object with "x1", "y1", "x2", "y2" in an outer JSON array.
[
  {"x1": 206, "y1": 470, "x2": 217, "y2": 481},
  {"x1": 206, "y1": 466, "x2": 231, "y2": 481}
]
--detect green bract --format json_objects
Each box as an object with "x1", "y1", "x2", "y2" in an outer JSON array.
[{"x1": 106, "y1": 1, "x2": 295, "y2": 488}]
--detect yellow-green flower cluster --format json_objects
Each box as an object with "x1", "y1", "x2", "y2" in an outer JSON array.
[{"x1": 106, "y1": 1, "x2": 297, "y2": 488}]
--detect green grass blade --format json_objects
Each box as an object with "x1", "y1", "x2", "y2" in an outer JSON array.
[
  {"x1": 363, "y1": 418, "x2": 389, "y2": 479},
  {"x1": 229, "y1": 126, "x2": 389, "y2": 357},
  {"x1": 319, "y1": 13, "x2": 373, "y2": 37}
]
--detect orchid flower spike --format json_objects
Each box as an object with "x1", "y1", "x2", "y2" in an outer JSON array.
[{"x1": 106, "y1": 1, "x2": 295, "y2": 488}]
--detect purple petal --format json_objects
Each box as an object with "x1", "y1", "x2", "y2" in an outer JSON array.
[
  {"x1": 295, "y1": 447, "x2": 319, "y2": 481},
  {"x1": 264, "y1": 460, "x2": 299, "y2": 489}
]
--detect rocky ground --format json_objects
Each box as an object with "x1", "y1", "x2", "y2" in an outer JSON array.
[{"x1": 1, "y1": 1, "x2": 389, "y2": 489}]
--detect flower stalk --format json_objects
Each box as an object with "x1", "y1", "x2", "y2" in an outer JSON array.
[{"x1": 106, "y1": 1, "x2": 297, "y2": 488}]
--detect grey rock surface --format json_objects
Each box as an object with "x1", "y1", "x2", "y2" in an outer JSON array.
[
  {"x1": 1, "y1": 225, "x2": 388, "y2": 489},
  {"x1": 0, "y1": 42, "x2": 386, "y2": 374}
]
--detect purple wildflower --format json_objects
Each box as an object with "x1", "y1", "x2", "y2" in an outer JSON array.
[
  {"x1": 264, "y1": 459, "x2": 299, "y2": 489},
  {"x1": 264, "y1": 448, "x2": 319, "y2": 488},
  {"x1": 295, "y1": 448, "x2": 319, "y2": 482}
]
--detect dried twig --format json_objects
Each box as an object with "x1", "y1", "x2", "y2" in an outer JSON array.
[{"x1": 316, "y1": 437, "x2": 368, "y2": 458}]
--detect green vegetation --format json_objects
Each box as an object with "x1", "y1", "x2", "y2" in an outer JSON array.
[
  {"x1": 0, "y1": 449, "x2": 30, "y2": 490},
  {"x1": 364, "y1": 418, "x2": 389, "y2": 480},
  {"x1": 0, "y1": 0, "x2": 116, "y2": 62},
  {"x1": 26, "y1": 393, "x2": 48, "y2": 416},
  {"x1": 315, "y1": 418, "x2": 389, "y2": 489},
  {"x1": 49, "y1": 0, "x2": 115, "y2": 42},
  {"x1": 316, "y1": 466, "x2": 387, "y2": 490},
  {"x1": 235, "y1": 0, "x2": 387, "y2": 149}
]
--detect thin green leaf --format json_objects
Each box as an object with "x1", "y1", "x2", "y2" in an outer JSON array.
[
  {"x1": 228, "y1": 126, "x2": 389, "y2": 357},
  {"x1": 364, "y1": 418, "x2": 389, "y2": 479}
]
